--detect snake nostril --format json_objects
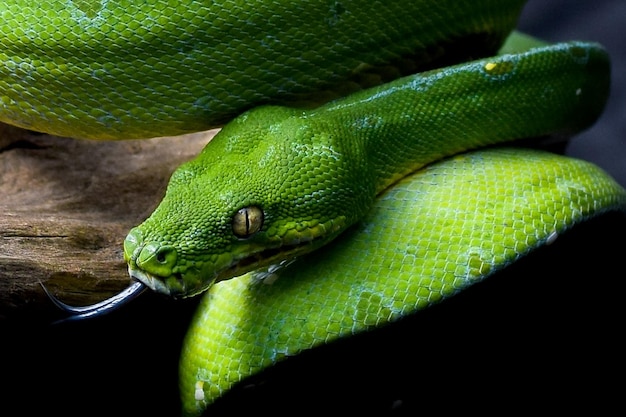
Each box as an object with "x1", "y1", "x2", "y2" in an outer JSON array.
[
  {"x1": 156, "y1": 248, "x2": 167, "y2": 263},
  {"x1": 137, "y1": 243, "x2": 178, "y2": 277}
]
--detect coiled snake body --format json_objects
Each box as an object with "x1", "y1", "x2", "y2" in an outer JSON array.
[{"x1": 1, "y1": 1, "x2": 624, "y2": 415}]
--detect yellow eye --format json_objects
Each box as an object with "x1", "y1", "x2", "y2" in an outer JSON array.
[{"x1": 232, "y1": 206, "x2": 264, "y2": 238}]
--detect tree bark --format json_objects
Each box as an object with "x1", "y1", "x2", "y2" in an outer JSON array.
[{"x1": 0, "y1": 123, "x2": 214, "y2": 320}]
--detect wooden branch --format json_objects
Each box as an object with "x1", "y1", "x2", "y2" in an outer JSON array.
[{"x1": 0, "y1": 123, "x2": 215, "y2": 319}]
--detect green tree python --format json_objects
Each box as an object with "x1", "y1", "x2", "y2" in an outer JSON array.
[{"x1": 1, "y1": 0, "x2": 624, "y2": 415}]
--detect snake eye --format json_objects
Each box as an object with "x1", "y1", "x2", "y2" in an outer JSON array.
[{"x1": 232, "y1": 206, "x2": 264, "y2": 238}]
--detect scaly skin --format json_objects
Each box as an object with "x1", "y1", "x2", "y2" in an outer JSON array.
[
  {"x1": 123, "y1": 39, "x2": 610, "y2": 298},
  {"x1": 179, "y1": 148, "x2": 626, "y2": 415},
  {"x1": 0, "y1": 0, "x2": 525, "y2": 139},
  {"x1": 1, "y1": 1, "x2": 623, "y2": 415}
]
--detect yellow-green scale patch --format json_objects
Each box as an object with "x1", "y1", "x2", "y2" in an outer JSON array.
[{"x1": 179, "y1": 147, "x2": 626, "y2": 416}]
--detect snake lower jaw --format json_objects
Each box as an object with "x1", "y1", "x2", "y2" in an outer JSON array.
[
  {"x1": 216, "y1": 233, "x2": 340, "y2": 284},
  {"x1": 126, "y1": 239, "x2": 327, "y2": 298},
  {"x1": 127, "y1": 266, "x2": 192, "y2": 297}
]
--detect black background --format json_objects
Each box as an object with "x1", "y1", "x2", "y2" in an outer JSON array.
[
  {"x1": 2, "y1": 1, "x2": 624, "y2": 416},
  {"x1": 519, "y1": 0, "x2": 625, "y2": 188}
]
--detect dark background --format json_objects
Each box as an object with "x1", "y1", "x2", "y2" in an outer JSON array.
[
  {"x1": 2, "y1": 1, "x2": 624, "y2": 416},
  {"x1": 519, "y1": 0, "x2": 625, "y2": 188}
]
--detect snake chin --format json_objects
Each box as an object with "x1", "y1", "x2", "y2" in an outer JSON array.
[{"x1": 128, "y1": 266, "x2": 182, "y2": 296}]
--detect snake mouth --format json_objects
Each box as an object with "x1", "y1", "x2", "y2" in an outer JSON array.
[
  {"x1": 214, "y1": 248, "x2": 289, "y2": 284},
  {"x1": 223, "y1": 246, "x2": 285, "y2": 276},
  {"x1": 217, "y1": 218, "x2": 349, "y2": 282},
  {"x1": 127, "y1": 220, "x2": 345, "y2": 297},
  {"x1": 216, "y1": 234, "x2": 335, "y2": 283},
  {"x1": 126, "y1": 244, "x2": 311, "y2": 298},
  {"x1": 128, "y1": 266, "x2": 187, "y2": 296}
]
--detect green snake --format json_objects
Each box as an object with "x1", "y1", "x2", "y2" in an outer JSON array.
[{"x1": 2, "y1": 0, "x2": 625, "y2": 415}]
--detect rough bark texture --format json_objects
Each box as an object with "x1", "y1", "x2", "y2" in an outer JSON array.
[{"x1": 0, "y1": 123, "x2": 214, "y2": 320}]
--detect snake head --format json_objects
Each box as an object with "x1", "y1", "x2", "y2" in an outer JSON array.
[{"x1": 124, "y1": 105, "x2": 374, "y2": 298}]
